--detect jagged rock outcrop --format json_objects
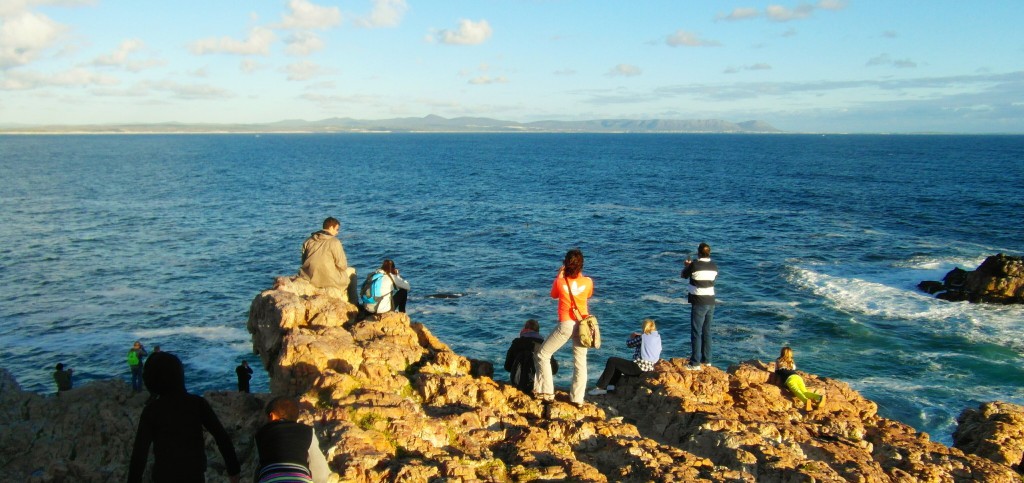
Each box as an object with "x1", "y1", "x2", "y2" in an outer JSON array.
[
  {"x1": 919, "y1": 254, "x2": 1024, "y2": 304},
  {"x1": 246, "y1": 276, "x2": 1023, "y2": 482},
  {"x1": 953, "y1": 402, "x2": 1024, "y2": 470},
  {"x1": 3, "y1": 274, "x2": 1023, "y2": 482}
]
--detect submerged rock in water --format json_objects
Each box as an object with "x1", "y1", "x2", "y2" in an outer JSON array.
[{"x1": 919, "y1": 253, "x2": 1024, "y2": 304}]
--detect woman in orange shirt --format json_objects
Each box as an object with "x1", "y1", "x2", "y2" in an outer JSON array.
[{"x1": 534, "y1": 248, "x2": 593, "y2": 406}]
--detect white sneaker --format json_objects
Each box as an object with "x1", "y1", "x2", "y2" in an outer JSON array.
[
  {"x1": 685, "y1": 364, "x2": 703, "y2": 371},
  {"x1": 606, "y1": 385, "x2": 615, "y2": 391},
  {"x1": 588, "y1": 388, "x2": 607, "y2": 396}
]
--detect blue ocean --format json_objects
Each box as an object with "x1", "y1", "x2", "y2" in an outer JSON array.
[{"x1": 1, "y1": 133, "x2": 1022, "y2": 444}]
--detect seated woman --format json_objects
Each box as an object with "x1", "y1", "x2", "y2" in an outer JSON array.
[
  {"x1": 363, "y1": 259, "x2": 411, "y2": 314},
  {"x1": 504, "y1": 319, "x2": 557, "y2": 393},
  {"x1": 775, "y1": 346, "x2": 825, "y2": 411},
  {"x1": 588, "y1": 319, "x2": 662, "y2": 395}
]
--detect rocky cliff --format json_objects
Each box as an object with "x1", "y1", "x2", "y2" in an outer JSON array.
[{"x1": 2, "y1": 275, "x2": 1022, "y2": 482}]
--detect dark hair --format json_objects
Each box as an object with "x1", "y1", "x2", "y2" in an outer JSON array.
[
  {"x1": 523, "y1": 319, "x2": 540, "y2": 332},
  {"x1": 563, "y1": 249, "x2": 584, "y2": 278},
  {"x1": 380, "y1": 259, "x2": 396, "y2": 274},
  {"x1": 698, "y1": 242, "x2": 711, "y2": 258},
  {"x1": 143, "y1": 352, "x2": 187, "y2": 396},
  {"x1": 265, "y1": 396, "x2": 300, "y2": 421},
  {"x1": 322, "y1": 217, "x2": 340, "y2": 230},
  {"x1": 55, "y1": 363, "x2": 64, "y2": 371}
]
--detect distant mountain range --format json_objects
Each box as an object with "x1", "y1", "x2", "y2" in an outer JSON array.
[{"x1": 0, "y1": 115, "x2": 781, "y2": 134}]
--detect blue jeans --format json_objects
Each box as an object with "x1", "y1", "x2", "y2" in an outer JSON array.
[
  {"x1": 130, "y1": 365, "x2": 143, "y2": 391},
  {"x1": 690, "y1": 303, "x2": 715, "y2": 365}
]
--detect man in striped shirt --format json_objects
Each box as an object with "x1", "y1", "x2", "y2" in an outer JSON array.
[{"x1": 681, "y1": 242, "x2": 718, "y2": 371}]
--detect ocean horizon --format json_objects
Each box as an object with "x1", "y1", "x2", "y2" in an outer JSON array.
[{"x1": 1, "y1": 133, "x2": 1021, "y2": 445}]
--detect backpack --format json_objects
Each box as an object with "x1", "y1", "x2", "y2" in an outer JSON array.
[
  {"x1": 127, "y1": 350, "x2": 139, "y2": 366},
  {"x1": 360, "y1": 271, "x2": 394, "y2": 314}
]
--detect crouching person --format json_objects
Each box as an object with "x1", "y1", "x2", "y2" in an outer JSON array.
[{"x1": 255, "y1": 396, "x2": 331, "y2": 483}]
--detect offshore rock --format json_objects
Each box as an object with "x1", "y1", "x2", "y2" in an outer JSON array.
[
  {"x1": 953, "y1": 401, "x2": 1024, "y2": 470},
  {"x1": 919, "y1": 254, "x2": 1024, "y2": 304}
]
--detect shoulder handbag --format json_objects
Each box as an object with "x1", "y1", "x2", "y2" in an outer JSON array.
[{"x1": 565, "y1": 278, "x2": 601, "y2": 349}]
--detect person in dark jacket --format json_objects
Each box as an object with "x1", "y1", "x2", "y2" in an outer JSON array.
[
  {"x1": 53, "y1": 363, "x2": 73, "y2": 392},
  {"x1": 255, "y1": 396, "x2": 330, "y2": 483},
  {"x1": 127, "y1": 352, "x2": 241, "y2": 483},
  {"x1": 503, "y1": 319, "x2": 557, "y2": 393},
  {"x1": 235, "y1": 360, "x2": 253, "y2": 393}
]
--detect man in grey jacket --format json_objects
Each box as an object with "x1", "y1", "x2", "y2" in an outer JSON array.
[{"x1": 299, "y1": 217, "x2": 356, "y2": 301}]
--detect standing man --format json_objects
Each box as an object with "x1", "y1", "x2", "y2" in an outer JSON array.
[
  {"x1": 681, "y1": 242, "x2": 718, "y2": 371},
  {"x1": 53, "y1": 363, "x2": 73, "y2": 393},
  {"x1": 127, "y1": 340, "x2": 148, "y2": 392},
  {"x1": 299, "y1": 217, "x2": 357, "y2": 302},
  {"x1": 236, "y1": 360, "x2": 253, "y2": 393}
]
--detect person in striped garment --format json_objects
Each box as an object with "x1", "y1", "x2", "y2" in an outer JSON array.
[
  {"x1": 254, "y1": 397, "x2": 330, "y2": 483},
  {"x1": 681, "y1": 242, "x2": 718, "y2": 371}
]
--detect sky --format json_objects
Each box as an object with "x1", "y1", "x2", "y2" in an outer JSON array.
[{"x1": 1, "y1": 0, "x2": 1022, "y2": 133}]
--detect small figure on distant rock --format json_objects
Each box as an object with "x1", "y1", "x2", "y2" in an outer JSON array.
[
  {"x1": 127, "y1": 351, "x2": 241, "y2": 483},
  {"x1": 589, "y1": 319, "x2": 662, "y2": 396},
  {"x1": 681, "y1": 242, "x2": 718, "y2": 371},
  {"x1": 127, "y1": 340, "x2": 148, "y2": 392},
  {"x1": 504, "y1": 319, "x2": 557, "y2": 393},
  {"x1": 255, "y1": 396, "x2": 330, "y2": 483},
  {"x1": 236, "y1": 360, "x2": 253, "y2": 393},
  {"x1": 299, "y1": 217, "x2": 357, "y2": 301},
  {"x1": 775, "y1": 346, "x2": 825, "y2": 411},
  {"x1": 535, "y1": 248, "x2": 593, "y2": 405},
  {"x1": 53, "y1": 362, "x2": 73, "y2": 393}
]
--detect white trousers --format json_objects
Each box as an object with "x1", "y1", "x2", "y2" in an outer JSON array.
[{"x1": 533, "y1": 320, "x2": 588, "y2": 404}]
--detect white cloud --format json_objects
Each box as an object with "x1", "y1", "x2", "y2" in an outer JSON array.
[
  {"x1": 866, "y1": 53, "x2": 917, "y2": 68},
  {"x1": 89, "y1": 39, "x2": 162, "y2": 72},
  {"x1": 817, "y1": 0, "x2": 848, "y2": 11},
  {"x1": 765, "y1": 4, "x2": 815, "y2": 22},
  {"x1": 240, "y1": 59, "x2": 262, "y2": 73},
  {"x1": 717, "y1": 7, "x2": 760, "y2": 21},
  {"x1": 0, "y1": 0, "x2": 95, "y2": 18},
  {"x1": 468, "y1": 76, "x2": 508, "y2": 85},
  {"x1": 354, "y1": 0, "x2": 407, "y2": 28},
  {"x1": 189, "y1": 26, "x2": 276, "y2": 56},
  {"x1": 1, "y1": 66, "x2": 117, "y2": 90},
  {"x1": 282, "y1": 60, "x2": 328, "y2": 81},
  {"x1": 278, "y1": 0, "x2": 341, "y2": 30},
  {"x1": 284, "y1": 31, "x2": 324, "y2": 56},
  {"x1": 435, "y1": 19, "x2": 492, "y2": 45},
  {"x1": 724, "y1": 63, "x2": 773, "y2": 74},
  {"x1": 666, "y1": 30, "x2": 720, "y2": 47},
  {"x1": 141, "y1": 80, "x2": 231, "y2": 100},
  {"x1": 608, "y1": 64, "x2": 642, "y2": 77},
  {"x1": 554, "y1": 68, "x2": 577, "y2": 76},
  {"x1": 0, "y1": 10, "x2": 66, "y2": 68}
]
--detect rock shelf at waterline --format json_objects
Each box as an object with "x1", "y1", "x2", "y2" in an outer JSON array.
[{"x1": 3, "y1": 275, "x2": 1023, "y2": 482}]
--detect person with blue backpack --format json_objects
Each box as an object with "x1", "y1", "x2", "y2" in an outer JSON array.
[{"x1": 360, "y1": 259, "x2": 411, "y2": 315}]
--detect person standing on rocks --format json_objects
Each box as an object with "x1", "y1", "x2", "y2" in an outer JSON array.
[
  {"x1": 53, "y1": 363, "x2": 73, "y2": 393},
  {"x1": 681, "y1": 242, "x2": 718, "y2": 371},
  {"x1": 128, "y1": 351, "x2": 241, "y2": 483},
  {"x1": 254, "y1": 396, "x2": 330, "y2": 483},
  {"x1": 534, "y1": 248, "x2": 593, "y2": 406},
  {"x1": 235, "y1": 360, "x2": 253, "y2": 393},
  {"x1": 299, "y1": 217, "x2": 357, "y2": 302},
  {"x1": 127, "y1": 340, "x2": 147, "y2": 392}
]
